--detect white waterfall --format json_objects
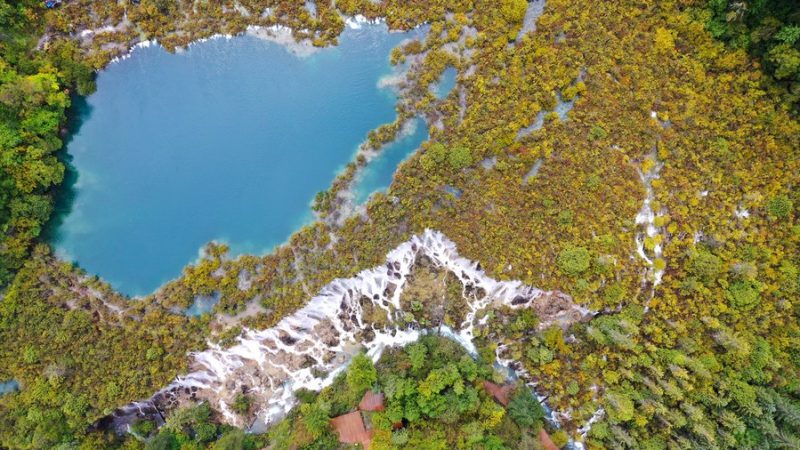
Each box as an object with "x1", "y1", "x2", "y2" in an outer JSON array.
[{"x1": 109, "y1": 229, "x2": 589, "y2": 435}]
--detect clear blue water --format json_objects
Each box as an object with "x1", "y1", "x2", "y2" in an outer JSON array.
[
  {"x1": 353, "y1": 117, "x2": 428, "y2": 204},
  {"x1": 0, "y1": 380, "x2": 19, "y2": 395},
  {"x1": 185, "y1": 293, "x2": 221, "y2": 316},
  {"x1": 433, "y1": 66, "x2": 457, "y2": 99},
  {"x1": 52, "y1": 25, "x2": 420, "y2": 296}
]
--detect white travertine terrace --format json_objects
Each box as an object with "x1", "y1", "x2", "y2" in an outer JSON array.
[{"x1": 108, "y1": 229, "x2": 589, "y2": 435}]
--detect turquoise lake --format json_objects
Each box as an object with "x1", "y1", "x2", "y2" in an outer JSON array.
[
  {"x1": 353, "y1": 116, "x2": 427, "y2": 204},
  {"x1": 0, "y1": 380, "x2": 18, "y2": 396},
  {"x1": 51, "y1": 25, "x2": 426, "y2": 296}
]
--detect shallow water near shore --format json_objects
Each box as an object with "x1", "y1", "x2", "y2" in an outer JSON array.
[
  {"x1": 0, "y1": 380, "x2": 18, "y2": 396},
  {"x1": 51, "y1": 24, "x2": 420, "y2": 296},
  {"x1": 353, "y1": 117, "x2": 428, "y2": 204}
]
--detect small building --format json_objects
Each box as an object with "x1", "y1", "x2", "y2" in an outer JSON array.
[
  {"x1": 358, "y1": 391, "x2": 385, "y2": 412},
  {"x1": 330, "y1": 411, "x2": 372, "y2": 449},
  {"x1": 483, "y1": 380, "x2": 514, "y2": 407},
  {"x1": 44, "y1": 0, "x2": 61, "y2": 8},
  {"x1": 330, "y1": 391, "x2": 386, "y2": 449},
  {"x1": 483, "y1": 380, "x2": 562, "y2": 449},
  {"x1": 538, "y1": 428, "x2": 560, "y2": 450}
]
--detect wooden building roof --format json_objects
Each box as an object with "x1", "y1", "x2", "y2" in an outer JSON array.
[
  {"x1": 483, "y1": 380, "x2": 514, "y2": 407},
  {"x1": 358, "y1": 391, "x2": 386, "y2": 412},
  {"x1": 330, "y1": 411, "x2": 372, "y2": 449},
  {"x1": 538, "y1": 428, "x2": 560, "y2": 450}
]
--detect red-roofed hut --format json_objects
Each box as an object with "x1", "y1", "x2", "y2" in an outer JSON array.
[
  {"x1": 359, "y1": 391, "x2": 386, "y2": 412},
  {"x1": 330, "y1": 411, "x2": 372, "y2": 449},
  {"x1": 483, "y1": 381, "x2": 514, "y2": 407},
  {"x1": 538, "y1": 428, "x2": 560, "y2": 450}
]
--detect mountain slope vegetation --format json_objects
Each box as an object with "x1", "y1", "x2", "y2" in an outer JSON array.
[{"x1": 0, "y1": 0, "x2": 798, "y2": 448}]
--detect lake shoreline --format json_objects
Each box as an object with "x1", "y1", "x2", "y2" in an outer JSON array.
[{"x1": 50, "y1": 22, "x2": 429, "y2": 297}]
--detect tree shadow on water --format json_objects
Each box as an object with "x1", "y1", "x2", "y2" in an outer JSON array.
[{"x1": 41, "y1": 94, "x2": 95, "y2": 246}]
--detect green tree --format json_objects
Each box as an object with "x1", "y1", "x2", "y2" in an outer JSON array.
[
  {"x1": 145, "y1": 430, "x2": 179, "y2": 450},
  {"x1": 605, "y1": 390, "x2": 635, "y2": 424},
  {"x1": 767, "y1": 195, "x2": 794, "y2": 218},
  {"x1": 726, "y1": 279, "x2": 763, "y2": 310},
  {"x1": 526, "y1": 346, "x2": 554, "y2": 366},
  {"x1": 210, "y1": 429, "x2": 251, "y2": 450},
  {"x1": 448, "y1": 146, "x2": 473, "y2": 170},
  {"x1": 164, "y1": 403, "x2": 212, "y2": 432},
  {"x1": 558, "y1": 246, "x2": 591, "y2": 276},
  {"x1": 131, "y1": 419, "x2": 156, "y2": 437},
  {"x1": 408, "y1": 342, "x2": 428, "y2": 373},
  {"x1": 507, "y1": 389, "x2": 545, "y2": 429},
  {"x1": 300, "y1": 402, "x2": 330, "y2": 438},
  {"x1": 421, "y1": 142, "x2": 447, "y2": 171},
  {"x1": 231, "y1": 394, "x2": 251, "y2": 415},
  {"x1": 690, "y1": 250, "x2": 723, "y2": 282},
  {"x1": 194, "y1": 422, "x2": 218, "y2": 443},
  {"x1": 347, "y1": 353, "x2": 377, "y2": 398}
]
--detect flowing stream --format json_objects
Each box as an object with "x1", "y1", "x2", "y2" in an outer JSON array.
[
  {"x1": 107, "y1": 229, "x2": 590, "y2": 435},
  {"x1": 634, "y1": 147, "x2": 666, "y2": 308}
]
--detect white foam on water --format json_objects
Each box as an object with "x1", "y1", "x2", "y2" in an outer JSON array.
[
  {"x1": 245, "y1": 25, "x2": 319, "y2": 57},
  {"x1": 345, "y1": 14, "x2": 384, "y2": 29},
  {"x1": 635, "y1": 153, "x2": 666, "y2": 304}
]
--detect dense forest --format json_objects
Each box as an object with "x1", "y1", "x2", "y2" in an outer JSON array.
[
  {"x1": 706, "y1": 0, "x2": 800, "y2": 110},
  {"x1": 263, "y1": 336, "x2": 560, "y2": 449},
  {"x1": 0, "y1": 0, "x2": 94, "y2": 284},
  {"x1": 0, "y1": 0, "x2": 799, "y2": 449},
  {"x1": 110, "y1": 336, "x2": 559, "y2": 449}
]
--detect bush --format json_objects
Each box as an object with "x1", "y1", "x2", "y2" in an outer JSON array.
[
  {"x1": 346, "y1": 353, "x2": 377, "y2": 398},
  {"x1": 194, "y1": 422, "x2": 218, "y2": 443},
  {"x1": 131, "y1": 419, "x2": 156, "y2": 437},
  {"x1": 421, "y1": 142, "x2": 447, "y2": 171},
  {"x1": 557, "y1": 246, "x2": 591, "y2": 276},
  {"x1": 300, "y1": 402, "x2": 331, "y2": 439},
  {"x1": 690, "y1": 250, "x2": 722, "y2": 282},
  {"x1": 551, "y1": 429, "x2": 570, "y2": 447},
  {"x1": 448, "y1": 146, "x2": 473, "y2": 170},
  {"x1": 726, "y1": 280, "x2": 762, "y2": 310},
  {"x1": 232, "y1": 394, "x2": 251, "y2": 415},
  {"x1": 507, "y1": 389, "x2": 545, "y2": 428},
  {"x1": 145, "y1": 430, "x2": 179, "y2": 450},
  {"x1": 767, "y1": 195, "x2": 793, "y2": 218}
]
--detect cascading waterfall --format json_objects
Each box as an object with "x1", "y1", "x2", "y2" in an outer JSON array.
[
  {"x1": 106, "y1": 229, "x2": 590, "y2": 436},
  {"x1": 634, "y1": 150, "x2": 666, "y2": 305}
]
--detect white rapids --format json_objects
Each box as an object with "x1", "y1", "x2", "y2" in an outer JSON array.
[
  {"x1": 634, "y1": 152, "x2": 666, "y2": 301},
  {"x1": 107, "y1": 229, "x2": 589, "y2": 434}
]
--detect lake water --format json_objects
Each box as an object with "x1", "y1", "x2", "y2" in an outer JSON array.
[
  {"x1": 353, "y1": 117, "x2": 428, "y2": 204},
  {"x1": 0, "y1": 380, "x2": 18, "y2": 396},
  {"x1": 433, "y1": 66, "x2": 458, "y2": 99},
  {"x1": 185, "y1": 293, "x2": 221, "y2": 316},
  {"x1": 51, "y1": 24, "x2": 422, "y2": 296}
]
